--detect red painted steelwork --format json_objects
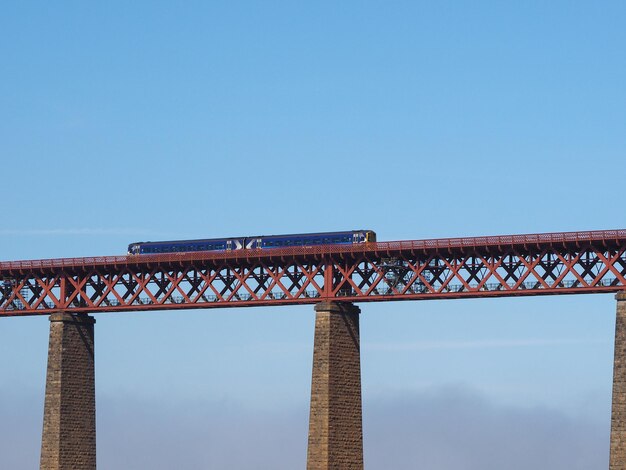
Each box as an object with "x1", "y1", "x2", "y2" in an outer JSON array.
[{"x1": 1, "y1": 229, "x2": 626, "y2": 317}]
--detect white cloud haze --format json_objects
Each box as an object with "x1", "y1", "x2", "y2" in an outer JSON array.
[{"x1": 0, "y1": 386, "x2": 608, "y2": 469}]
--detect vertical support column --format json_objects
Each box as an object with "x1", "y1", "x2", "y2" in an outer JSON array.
[
  {"x1": 611, "y1": 292, "x2": 626, "y2": 470},
  {"x1": 40, "y1": 313, "x2": 96, "y2": 470},
  {"x1": 307, "y1": 301, "x2": 363, "y2": 470}
]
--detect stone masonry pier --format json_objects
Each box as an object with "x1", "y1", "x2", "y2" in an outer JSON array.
[
  {"x1": 40, "y1": 313, "x2": 96, "y2": 470},
  {"x1": 611, "y1": 293, "x2": 626, "y2": 469},
  {"x1": 307, "y1": 301, "x2": 363, "y2": 470}
]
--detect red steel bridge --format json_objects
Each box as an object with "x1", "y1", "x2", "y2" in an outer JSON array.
[
  {"x1": 1, "y1": 228, "x2": 626, "y2": 316},
  {"x1": 4, "y1": 228, "x2": 626, "y2": 469}
]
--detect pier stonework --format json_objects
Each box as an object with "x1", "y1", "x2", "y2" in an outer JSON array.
[
  {"x1": 40, "y1": 313, "x2": 96, "y2": 470},
  {"x1": 307, "y1": 302, "x2": 363, "y2": 470},
  {"x1": 611, "y1": 292, "x2": 626, "y2": 469}
]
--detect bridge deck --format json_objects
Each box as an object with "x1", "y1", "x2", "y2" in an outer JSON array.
[{"x1": 2, "y1": 229, "x2": 626, "y2": 316}]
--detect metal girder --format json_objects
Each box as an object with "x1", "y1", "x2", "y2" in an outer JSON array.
[{"x1": 2, "y1": 229, "x2": 626, "y2": 317}]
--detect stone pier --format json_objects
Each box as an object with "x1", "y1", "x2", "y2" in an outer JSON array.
[
  {"x1": 611, "y1": 292, "x2": 626, "y2": 469},
  {"x1": 307, "y1": 301, "x2": 363, "y2": 470},
  {"x1": 40, "y1": 313, "x2": 96, "y2": 470}
]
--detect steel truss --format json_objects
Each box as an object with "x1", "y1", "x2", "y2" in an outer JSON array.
[{"x1": 2, "y1": 229, "x2": 626, "y2": 317}]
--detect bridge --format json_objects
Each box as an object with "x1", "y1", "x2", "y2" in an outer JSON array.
[{"x1": 2, "y1": 228, "x2": 626, "y2": 469}]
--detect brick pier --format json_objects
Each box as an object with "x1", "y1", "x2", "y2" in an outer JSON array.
[
  {"x1": 611, "y1": 293, "x2": 626, "y2": 469},
  {"x1": 307, "y1": 301, "x2": 363, "y2": 470},
  {"x1": 40, "y1": 313, "x2": 96, "y2": 470}
]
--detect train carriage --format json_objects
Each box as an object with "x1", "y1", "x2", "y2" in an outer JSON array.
[{"x1": 127, "y1": 230, "x2": 376, "y2": 255}]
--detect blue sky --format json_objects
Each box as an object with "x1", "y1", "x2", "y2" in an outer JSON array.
[{"x1": 1, "y1": 1, "x2": 625, "y2": 468}]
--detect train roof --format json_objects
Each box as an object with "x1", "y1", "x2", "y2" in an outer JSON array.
[{"x1": 128, "y1": 229, "x2": 375, "y2": 246}]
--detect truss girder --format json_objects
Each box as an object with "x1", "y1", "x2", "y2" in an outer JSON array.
[{"x1": 2, "y1": 230, "x2": 626, "y2": 316}]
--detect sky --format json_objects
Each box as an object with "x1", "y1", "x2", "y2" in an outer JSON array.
[{"x1": 1, "y1": 1, "x2": 625, "y2": 468}]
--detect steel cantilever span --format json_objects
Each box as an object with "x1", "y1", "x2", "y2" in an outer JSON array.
[{"x1": 2, "y1": 229, "x2": 626, "y2": 317}]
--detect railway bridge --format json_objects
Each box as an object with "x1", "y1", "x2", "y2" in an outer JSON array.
[{"x1": 2, "y1": 228, "x2": 626, "y2": 469}]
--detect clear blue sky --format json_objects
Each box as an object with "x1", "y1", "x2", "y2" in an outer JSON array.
[{"x1": 1, "y1": 1, "x2": 625, "y2": 468}]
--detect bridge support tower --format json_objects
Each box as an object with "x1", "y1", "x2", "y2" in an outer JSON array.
[
  {"x1": 40, "y1": 313, "x2": 96, "y2": 470},
  {"x1": 307, "y1": 301, "x2": 363, "y2": 470},
  {"x1": 612, "y1": 293, "x2": 626, "y2": 469}
]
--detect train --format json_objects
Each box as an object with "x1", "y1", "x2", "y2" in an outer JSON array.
[{"x1": 127, "y1": 230, "x2": 376, "y2": 255}]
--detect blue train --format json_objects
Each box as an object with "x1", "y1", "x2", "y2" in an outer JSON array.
[{"x1": 127, "y1": 230, "x2": 376, "y2": 255}]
